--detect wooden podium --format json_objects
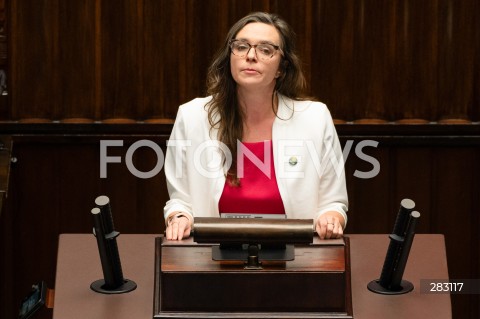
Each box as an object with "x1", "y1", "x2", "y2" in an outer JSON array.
[
  {"x1": 52, "y1": 234, "x2": 452, "y2": 319},
  {"x1": 154, "y1": 237, "x2": 353, "y2": 318}
]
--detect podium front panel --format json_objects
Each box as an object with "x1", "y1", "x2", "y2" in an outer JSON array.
[{"x1": 154, "y1": 237, "x2": 353, "y2": 318}]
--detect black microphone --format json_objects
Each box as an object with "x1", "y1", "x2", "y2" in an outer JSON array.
[
  {"x1": 378, "y1": 198, "x2": 415, "y2": 288},
  {"x1": 90, "y1": 195, "x2": 137, "y2": 294},
  {"x1": 368, "y1": 199, "x2": 420, "y2": 295}
]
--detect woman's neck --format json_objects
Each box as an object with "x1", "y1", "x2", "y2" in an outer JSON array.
[
  {"x1": 237, "y1": 89, "x2": 278, "y2": 142},
  {"x1": 237, "y1": 89, "x2": 277, "y2": 122}
]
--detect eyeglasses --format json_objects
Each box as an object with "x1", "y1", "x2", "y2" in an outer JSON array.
[{"x1": 229, "y1": 40, "x2": 282, "y2": 61}]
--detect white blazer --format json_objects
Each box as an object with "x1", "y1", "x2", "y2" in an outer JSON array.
[{"x1": 163, "y1": 95, "x2": 348, "y2": 226}]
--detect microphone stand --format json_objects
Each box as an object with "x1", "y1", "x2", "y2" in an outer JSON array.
[
  {"x1": 368, "y1": 199, "x2": 420, "y2": 295},
  {"x1": 90, "y1": 195, "x2": 137, "y2": 294}
]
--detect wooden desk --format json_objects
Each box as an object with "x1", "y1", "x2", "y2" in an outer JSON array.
[{"x1": 53, "y1": 234, "x2": 451, "y2": 319}]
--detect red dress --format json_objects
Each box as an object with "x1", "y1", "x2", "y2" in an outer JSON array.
[{"x1": 218, "y1": 140, "x2": 286, "y2": 216}]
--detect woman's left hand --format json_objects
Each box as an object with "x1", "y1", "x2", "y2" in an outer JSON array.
[{"x1": 315, "y1": 212, "x2": 344, "y2": 239}]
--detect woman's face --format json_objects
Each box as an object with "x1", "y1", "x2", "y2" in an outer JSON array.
[{"x1": 230, "y1": 22, "x2": 282, "y2": 93}]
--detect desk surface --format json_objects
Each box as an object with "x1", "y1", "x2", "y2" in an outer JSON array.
[{"x1": 53, "y1": 234, "x2": 451, "y2": 319}]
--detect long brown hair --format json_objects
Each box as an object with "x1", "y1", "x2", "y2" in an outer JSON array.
[{"x1": 205, "y1": 12, "x2": 308, "y2": 184}]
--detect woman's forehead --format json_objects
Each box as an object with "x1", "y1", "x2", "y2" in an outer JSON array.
[{"x1": 235, "y1": 22, "x2": 281, "y2": 44}]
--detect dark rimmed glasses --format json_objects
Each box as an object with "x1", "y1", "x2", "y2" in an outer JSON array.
[{"x1": 229, "y1": 39, "x2": 282, "y2": 61}]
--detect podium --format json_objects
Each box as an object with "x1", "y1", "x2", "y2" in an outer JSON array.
[
  {"x1": 52, "y1": 234, "x2": 451, "y2": 319},
  {"x1": 154, "y1": 237, "x2": 353, "y2": 318}
]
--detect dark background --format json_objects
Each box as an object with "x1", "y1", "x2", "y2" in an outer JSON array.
[{"x1": 0, "y1": 0, "x2": 479, "y2": 318}]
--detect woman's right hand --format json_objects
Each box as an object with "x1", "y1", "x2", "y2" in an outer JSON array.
[{"x1": 165, "y1": 214, "x2": 192, "y2": 240}]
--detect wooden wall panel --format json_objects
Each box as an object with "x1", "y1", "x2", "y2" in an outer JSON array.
[
  {"x1": 393, "y1": 0, "x2": 439, "y2": 121},
  {"x1": 310, "y1": 0, "x2": 441, "y2": 122},
  {"x1": 392, "y1": 147, "x2": 433, "y2": 233},
  {"x1": 434, "y1": 148, "x2": 480, "y2": 318},
  {"x1": 344, "y1": 144, "x2": 392, "y2": 233},
  {"x1": 100, "y1": 0, "x2": 141, "y2": 120},
  {"x1": 433, "y1": 147, "x2": 477, "y2": 265},
  {"x1": 57, "y1": 144, "x2": 101, "y2": 232},
  {"x1": 349, "y1": 0, "x2": 391, "y2": 121},
  {"x1": 142, "y1": 0, "x2": 186, "y2": 119},
  {"x1": 10, "y1": 0, "x2": 57, "y2": 120},
  {"x1": 437, "y1": 0, "x2": 477, "y2": 122},
  {"x1": 57, "y1": 1, "x2": 97, "y2": 120},
  {"x1": 5, "y1": 0, "x2": 480, "y2": 122},
  {"x1": 311, "y1": 0, "x2": 355, "y2": 121},
  {"x1": 273, "y1": 0, "x2": 313, "y2": 91},
  {"x1": 8, "y1": 144, "x2": 61, "y2": 318},
  {"x1": 182, "y1": 0, "x2": 227, "y2": 116}
]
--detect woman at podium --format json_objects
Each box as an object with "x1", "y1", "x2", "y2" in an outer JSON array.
[{"x1": 163, "y1": 12, "x2": 348, "y2": 241}]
